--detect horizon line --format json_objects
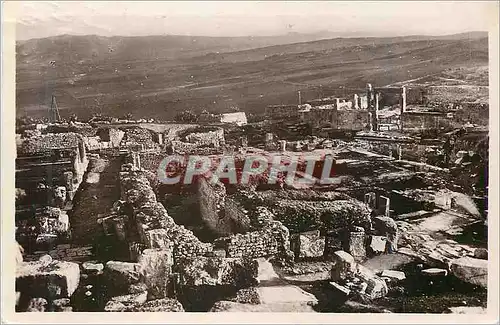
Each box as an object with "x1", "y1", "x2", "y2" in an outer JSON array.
[{"x1": 16, "y1": 30, "x2": 489, "y2": 42}]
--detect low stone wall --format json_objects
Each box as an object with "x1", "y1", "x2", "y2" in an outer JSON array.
[
  {"x1": 184, "y1": 127, "x2": 225, "y2": 147},
  {"x1": 214, "y1": 207, "x2": 293, "y2": 260},
  {"x1": 217, "y1": 230, "x2": 278, "y2": 258},
  {"x1": 224, "y1": 197, "x2": 251, "y2": 233},
  {"x1": 24, "y1": 245, "x2": 93, "y2": 262}
]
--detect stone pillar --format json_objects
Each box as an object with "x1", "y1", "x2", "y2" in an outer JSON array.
[
  {"x1": 158, "y1": 133, "x2": 164, "y2": 145},
  {"x1": 373, "y1": 216, "x2": 398, "y2": 254},
  {"x1": 374, "y1": 92, "x2": 380, "y2": 131},
  {"x1": 401, "y1": 86, "x2": 407, "y2": 113},
  {"x1": 78, "y1": 140, "x2": 86, "y2": 163},
  {"x1": 241, "y1": 135, "x2": 248, "y2": 147},
  {"x1": 366, "y1": 83, "x2": 373, "y2": 105},
  {"x1": 345, "y1": 228, "x2": 366, "y2": 262},
  {"x1": 265, "y1": 133, "x2": 274, "y2": 150},
  {"x1": 364, "y1": 192, "x2": 377, "y2": 209},
  {"x1": 379, "y1": 195, "x2": 390, "y2": 217},
  {"x1": 280, "y1": 140, "x2": 287, "y2": 152},
  {"x1": 397, "y1": 144, "x2": 402, "y2": 160},
  {"x1": 353, "y1": 94, "x2": 359, "y2": 109}
]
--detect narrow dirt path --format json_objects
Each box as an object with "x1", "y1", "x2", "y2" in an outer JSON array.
[{"x1": 69, "y1": 155, "x2": 122, "y2": 246}]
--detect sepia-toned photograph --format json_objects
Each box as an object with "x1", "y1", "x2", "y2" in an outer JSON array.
[{"x1": 1, "y1": 1, "x2": 499, "y2": 323}]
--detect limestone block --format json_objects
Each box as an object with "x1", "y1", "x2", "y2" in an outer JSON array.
[
  {"x1": 16, "y1": 260, "x2": 80, "y2": 300},
  {"x1": 369, "y1": 236, "x2": 387, "y2": 255},
  {"x1": 294, "y1": 230, "x2": 325, "y2": 260},
  {"x1": 104, "y1": 261, "x2": 142, "y2": 294},
  {"x1": 330, "y1": 251, "x2": 357, "y2": 282},
  {"x1": 138, "y1": 249, "x2": 173, "y2": 299},
  {"x1": 380, "y1": 270, "x2": 406, "y2": 281},
  {"x1": 176, "y1": 257, "x2": 258, "y2": 287},
  {"x1": 450, "y1": 257, "x2": 488, "y2": 288},
  {"x1": 421, "y1": 268, "x2": 448, "y2": 276},
  {"x1": 81, "y1": 262, "x2": 104, "y2": 274},
  {"x1": 372, "y1": 216, "x2": 398, "y2": 253},
  {"x1": 346, "y1": 230, "x2": 366, "y2": 261},
  {"x1": 357, "y1": 265, "x2": 388, "y2": 299},
  {"x1": 110, "y1": 291, "x2": 148, "y2": 305}
]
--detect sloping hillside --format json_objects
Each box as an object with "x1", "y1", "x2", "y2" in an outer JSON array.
[{"x1": 16, "y1": 33, "x2": 488, "y2": 120}]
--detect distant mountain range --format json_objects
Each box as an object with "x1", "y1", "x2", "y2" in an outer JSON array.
[{"x1": 16, "y1": 32, "x2": 488, "y2": 120}]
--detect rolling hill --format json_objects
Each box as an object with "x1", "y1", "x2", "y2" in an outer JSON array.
[{"x1": 16, "y1": 32, "x2": 488, "y2": 120}]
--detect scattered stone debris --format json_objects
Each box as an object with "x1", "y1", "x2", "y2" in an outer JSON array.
[
  {"x1": 330, "y1": 251, "x2": 388, "y2": 300},
  {"x1": 14, "y1": 98, "x2": 489, "y2": 314}
]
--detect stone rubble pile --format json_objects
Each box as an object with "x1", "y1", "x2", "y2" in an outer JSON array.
[
  {"x1": 19, "y1": 133, "x2": 82, "y2": 154},
  {"x1": 25, "y1": 245, "x2": 93, "y2": 262},
  {"x1": 329, "y1": 251, "x2": 388, "y2": 300},
  {"x1": 175, "y1": 256, "x2": 259, "y2": 287}
]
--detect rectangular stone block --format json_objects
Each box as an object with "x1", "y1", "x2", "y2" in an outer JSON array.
[
  {"x1": 16, "y1": 261, "x2": 80, "y2": 299},
  {"x1": 345, "y1": 230, "x2": 366, "y2": 261},
  {"x1": 138, "y1": 249, "x2": 173, "y2": 299}
]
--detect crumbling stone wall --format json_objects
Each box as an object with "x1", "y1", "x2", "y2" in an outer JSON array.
[
  {"x1": 117, "y1": 166, "x2": 213, "y2": 261},
  {"x1": 255, "y1": 199, "x2": 372, "y2": 234},
  {"x1": 138, "y1": 152, "x2": 165, "y2": 174},
  {"x1": 184, "y1": 127, "x2": 225, "y2": 147},
  {"x1": 24, "y1": 245, "x2": 93, "y2": 262},
  {"x1": 197, "y1": 178, "x2": 227, "y2": 236},
  {"x1": 224, "y1": 197, "x2": 251, "y2": 233},
  {"x1": 215, "y1": 231, "x2": 278, "y2": 258},
  {"x1": 197, "y1": 178, "x2": 251, "y2": 238},
  {"x1": 170, "y1": 141, "x2": 223, "y2": 155},
  {"x1": 213, "y1": 207, "x2": 293, "y2": 260},
  {"x1": 336, "y1": 110, "x2": 370, "y2": 130},
  {"x1": 121, "y1": 127, "x2": 158, "y2": 149}
]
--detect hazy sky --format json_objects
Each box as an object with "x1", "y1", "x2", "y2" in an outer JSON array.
[{"x1": 11, "y1": 1, "x2": 496, "y2": 40}]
